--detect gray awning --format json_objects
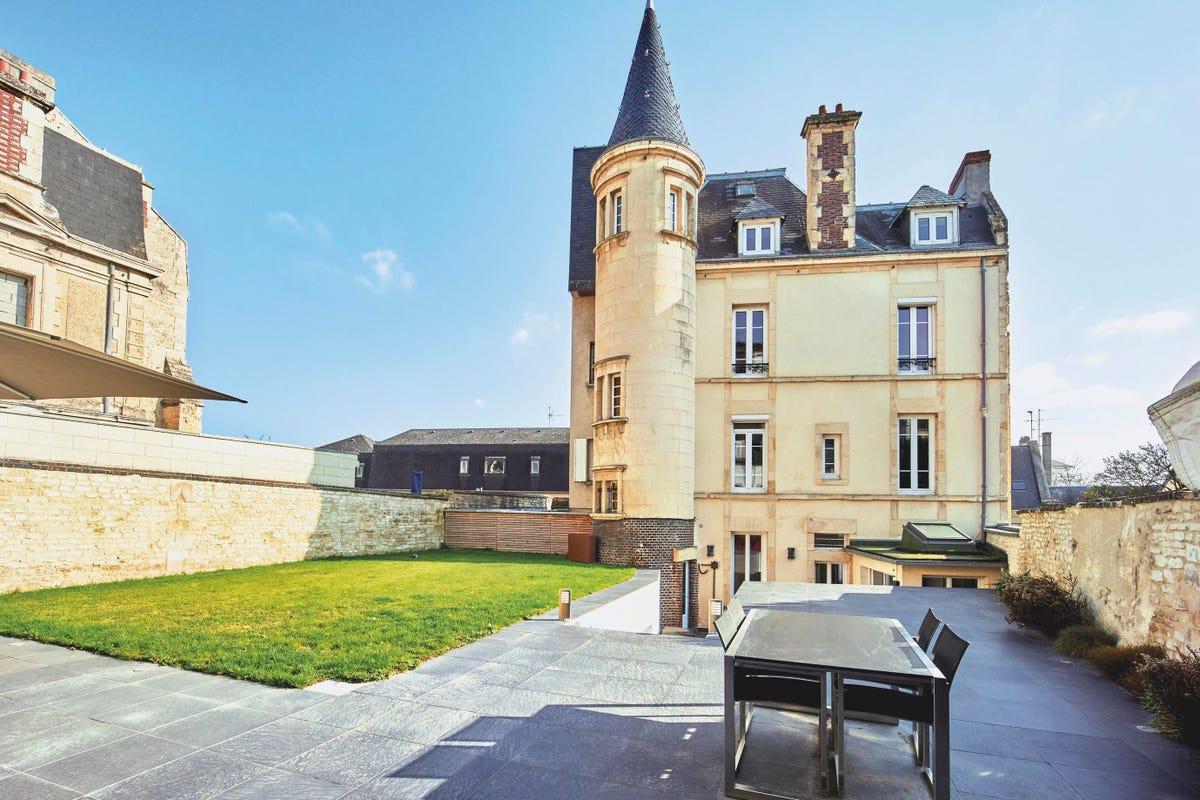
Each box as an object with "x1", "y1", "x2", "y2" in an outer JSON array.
[{"x1": 0, "y1": 321, "x2": 244, "y2": 403}]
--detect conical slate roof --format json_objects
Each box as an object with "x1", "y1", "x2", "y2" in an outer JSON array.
[{"x1": 607, "y1": 1, "x2": 689, "y2": 149}]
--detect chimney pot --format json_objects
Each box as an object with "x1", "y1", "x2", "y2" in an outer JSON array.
[
  {"x1": 836, "y1": 102, "x2": 843, "y2": 112},
  {"x1": 818, "y1": 104, "x2": 826, "y2": 115},
  {"x1": 0, "y1": 61, "x2": 9, "y2": 75}
]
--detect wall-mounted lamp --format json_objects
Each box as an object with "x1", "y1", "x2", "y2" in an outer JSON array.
[
  {"x1": 787, "y1": 547, "x2": 796, "y2": 560},
  {"x1": 558, "y1": 588, "x2": 572, "y2": 620},
  {"x1": 706, "y1": 545, "x2": 715, "y2": 557}
]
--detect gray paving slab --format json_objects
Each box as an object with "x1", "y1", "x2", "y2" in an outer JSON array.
[
  {"x1": 89, "y1": 749, "x2": 266, "y2": 800},
  {"x1": 357, "y1": 701, "x2": 476, "y2": 746},
  {"x1": 208, "y1": 768, "x2": 349, "y2": 799},
  {"x1": 0, "y1": 674, "x2": 117, "y2": 711},
  {"x1": 48, "y1": 682, "x2": 168, "y2": 718},
  {"x1": 0, "y1": 656, "x2": 40, "y2": 675},
  {"x1": 1052, "y1": 762, "x2": 1197, "y2": 800},
  {"x1": 290, "y1": 691, "x2": 396, "y2": 730},
  {"x1": 279, "y1": 730, "x2": 423, "y2": 786},
  {"x1": 0, "y1": 772, "x2": 83, "y2": 799},
  {"x1": 149, "y1": 704, "x2": 280, "y2": 748},
  {"x1": 235, "y1": 687, "x2": 332, "y2": 716},
  {"x1": 27, "y1": 733, "x2": 195, "y2": 794},
  {"x1": 210, "y1": 716, "x2": 344, "y2": 766},
  {"x1": 91, "y1": 691, "x2": 220, "y2": 731}
]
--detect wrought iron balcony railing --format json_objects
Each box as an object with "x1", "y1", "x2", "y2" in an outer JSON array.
[
  {"x1": 898, "y1": 356, "x2": 936, "y2": 372},
  {"x1": 732, "y1": 361, "x2": 769, "y2": 376}
]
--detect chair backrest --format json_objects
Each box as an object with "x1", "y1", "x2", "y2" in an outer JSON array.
[
  {"x1": 916, "y1": 608, "x2": 941, "y2": 652},
  {"x1": 726, "y1": 598, "x2": 746, "y2": 629},
  {"x1": 930, "y1": 624, "x2": 970, "y2": 685},
  {"x1": 714, "y1": 609, "x2": 741, "y2": 650}
]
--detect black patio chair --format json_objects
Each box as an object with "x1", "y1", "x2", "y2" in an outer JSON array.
[
  {"x1": 914, "y1": 608, "x2": 941, "y2": 652},
  {"x1": 840, "y1": 624, "x2": 969, "y2": 776}
]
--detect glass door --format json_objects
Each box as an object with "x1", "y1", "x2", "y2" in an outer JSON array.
[{"x1": 731, "y1": 533, "x2": 764, "y2": 595}]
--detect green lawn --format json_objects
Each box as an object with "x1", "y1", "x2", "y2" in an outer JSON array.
[{"x1": 0, "y1": 549, "x2": 632, "y2": 687}]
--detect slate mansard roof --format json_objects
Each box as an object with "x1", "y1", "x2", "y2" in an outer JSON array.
[
  {"x1": 318, "y1": 434, "x2": 376, "y2": 453},
  {"x1": 607, "y1": 3, "x2": 688, "y2": 149},
  {"x1": 41, "y1": 129, "x2": 148, "y2": 260},
  {"x1": 567, "y1": 160, "x2": 1004, "y2": 291},
  {"x1": 378, "y1": 428, "x2": 569, "y2": 447}
]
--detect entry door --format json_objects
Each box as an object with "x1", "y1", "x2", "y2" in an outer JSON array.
[
  {"x1": 731, "y1": 534, "x2": 764, "y2": 595},
  {"x1": 681, "y1": 565, "x2": 691, "y2": 628}
]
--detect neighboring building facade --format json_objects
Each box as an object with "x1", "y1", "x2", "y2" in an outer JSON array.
[
  {"x1": 0, "y1": 49, "x2": 200, "y2": 430},
  {"x1": 367, "y1": 428, "x2": 568, "y2": 493},
  {"x1": 317, "y1": 434, "x2": 376, "y2": 488},
  {"x1": 568, "y1": 4, "x2": 1011, "y2": 627},
  {"x1": 1150, "y1": 360, "x2": 1200, "y2": 491}
]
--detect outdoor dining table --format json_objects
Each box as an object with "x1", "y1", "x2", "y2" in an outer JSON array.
[{"x1": 724, "y1": 608, "x2": 948, "y2": 800}]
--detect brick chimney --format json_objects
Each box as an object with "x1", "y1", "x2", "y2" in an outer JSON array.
[
  {"x1": 801, "y1": 103, "x2": 861, "y2": 251},
  {"x1": 949, "y1": 150, "x2": 991, "y2": 203}
]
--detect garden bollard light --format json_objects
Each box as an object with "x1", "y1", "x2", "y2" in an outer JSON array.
[{"x1": 558, "y1": 589, "x2": 572, "y2": 620}]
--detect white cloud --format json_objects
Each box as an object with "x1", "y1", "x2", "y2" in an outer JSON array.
[
  {"x1": 268, "y1": 210, "x2": 332, "y2": 241},
  {"x1": 474, "y1": 398, "x2": 485, "y2": 408},
  {"x1": 507, "y1": 310, "x2": 555, "y2": 348},
  {"x1": 1083, "y1": 353, "x2": 1109, "y2": 367},
  {"x1": 1015, "y1": 360, "x2": 1140, "y2": 410},
  {"x1": 354, "y1": 249, "x2": 415, "y2": 294},
  {"x1": 1015, "y1": 361, "x2": 1070, "y2": 394},
  {"x1": 1088, "y1": 309, "x2": 1194, "y2": 338},
  {"x1": 1085, "y1": 87, "x2": 1139, "y2": 130}
]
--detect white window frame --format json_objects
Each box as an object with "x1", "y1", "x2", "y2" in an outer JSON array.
[
  {"x1": 732, "y1": 307, "x2": 768, "y2": 376},
  {"x1": 668, "y1": 187, "x2": 680, "y2": 232},
  {"x1": 459, "y1": 456, "x2": 470, "y2": 475},
  {"x1": 0, "y1": 270, "x2": 31, "y2": 327},
  {"x1": 821, "y1": 435, "x2": 840, "y2": 479},
  {"x1": 613, "y1": 190, "x2": 623, "y2": 234},
  {"x1": 355, "y1": 462, "x2": 365, "y2": 479},
  {"x1": 897, "y1": 300, "x2": 935, "y2": 374},
  {"x1": 737, "y1": 218, "x2": 780, "y2": 256},
  {"x1": 484, "y1": 456, "x2": 506, "y2": 476},
  {"x1": 530, "y1": 456, "x2": 541, "y2": 476},
  {"x1": 898, "y1": 416, "x2": 934, "y2": 494},
  {"x1": 731, "y1": 532, "x2": 765, "y2": 594},
  {"x1": 732, "y1": 419, "x2": 767, "y2": 493},
  {"x1": 911, "y1": 208, "x2": 958, "y2": 246},
  {"x1": 609, "y1": 374, "x2": 623, "y2": 418}
]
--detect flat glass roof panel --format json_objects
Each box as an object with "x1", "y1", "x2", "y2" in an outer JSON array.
[{"x1": 909, "y1": 522, "x2": 971, "y2": 541}]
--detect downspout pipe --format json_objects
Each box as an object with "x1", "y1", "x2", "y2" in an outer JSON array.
[
  {"x1": 979, "y1": 256, "x2": 988, "y2": 537},
  {"x1": 101, "y1": 263, "x2": 115, "y2": 414}
]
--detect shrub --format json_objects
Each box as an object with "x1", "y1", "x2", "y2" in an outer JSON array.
[
  {"x1": 1055, "y1": 625, "x2": 1117, "y2": 658},
  {"x1": 1087, "y1": 644, "x2": 1166, "y2": 695},
  {"x1": 996, "y1": 571, "x2": 1091, "y2": 636},
  {"x1": 1139, "y1": 649, "x2": 1200, "y2": 746}
]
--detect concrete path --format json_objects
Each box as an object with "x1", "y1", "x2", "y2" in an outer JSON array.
[{"x1": 0, "y1": 583, "x2": 1196, "y2": 799}]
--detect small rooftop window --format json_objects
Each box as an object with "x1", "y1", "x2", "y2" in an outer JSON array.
[{"x1": 735, "y1": 182, "x2": 755, "y2": 197}]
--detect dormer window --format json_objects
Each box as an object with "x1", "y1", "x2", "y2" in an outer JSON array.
[
  {"x1": 911, "y1": 209, "x2": 957, "y2": 246},
  {"x1": 735, "y1": 182, "x2": 756, "y2": 197},
  {"x1": 738, "y1": 219, "x2": 780, "y2": 256}
]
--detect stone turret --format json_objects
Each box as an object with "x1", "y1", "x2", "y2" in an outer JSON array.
[{"x1": 588, "y1": 0, "x2": 703, "y2": 628}]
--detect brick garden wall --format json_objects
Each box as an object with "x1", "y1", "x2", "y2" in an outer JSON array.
[
  {"x1": 1003, "y1": 499, "x2": 1200, "y2": 651},
  {"x1": 0, "y1": 464, "x2": 445, "y2": 593}
]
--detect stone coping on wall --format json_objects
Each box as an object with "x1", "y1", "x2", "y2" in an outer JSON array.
[{"x1": 0, "y1": 457, "x2": 436, "y2": 498}]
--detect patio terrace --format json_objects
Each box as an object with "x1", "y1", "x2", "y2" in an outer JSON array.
[{"x1": 0, "y1": 582, "x2": 1197, "y2": 799}]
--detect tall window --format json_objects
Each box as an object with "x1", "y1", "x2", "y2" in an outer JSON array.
[
  {"x1": 587, "y1": 341, "x2": 595, "y2": 385},
  {"x1": 598, "y1": 189, "x2": 624, "y2": 239},
  {"x1": 613, "y1": 191, "x2": 623, "y2": 234},
  {"x1": 822, "y1": 435, "x2": 840, "y2": 479},
  {"x1": 605, "y1": 482, "x2": 618, "y2": 513},
  {"x1": 459, "y1": 456, "x2": 470, "y2": 475},
  {"x1": 731, "y1": 533, "x2": 764, "y2": 594},
  {"x1": 530, "y1": 456, "x2": 541, "y2": 476},
  {"x1": 668, "y1": 188, "x2": 680, "y2": 232},
  {"x1": 0, "y1": 271, "x2": 30, "y2": 327},
  {"x1": 684, "y1": 191, "x2": 694, "y2": 237},
  {"x1": 732, "y1": 308, "x2": 767, "y2": 376},
  {"x1": 732, "y1": 421, "x2": 766, "y2": 492},
  {"x1": 898, "y1": 304, "x2": 934, "y2": 373},
  {"x1": 610, "y1": 374, "x2": 622, "y2": 418},
  {"x1": 898, "y1": 417, "x2": 933, "y2": 493}
]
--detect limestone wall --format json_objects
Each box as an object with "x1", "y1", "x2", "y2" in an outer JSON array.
[
  {"x1": 0, "y1": 464, "x2": 445, "y2": 593},
  {"x1": 1007, "y1": 500, "x2": 1200, "y2": 651},
  {"x1": 0, "y1": 407, "x2": 356, "y2": 487}
]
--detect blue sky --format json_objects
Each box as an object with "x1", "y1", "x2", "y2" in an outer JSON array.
[{"x1": 9, "y1": 1, "x2": 1199, "y2": 472}]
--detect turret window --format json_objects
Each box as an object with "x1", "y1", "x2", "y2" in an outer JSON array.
[
  {"x1": 597, "y1": 188, "x2": 625, "y2": 241},
  {"x1": 614, "y1": 191, "x2": 623, "y2": 234},
  {"x1": 668, "y1": 187, "x2": 680, "y2": 232}
]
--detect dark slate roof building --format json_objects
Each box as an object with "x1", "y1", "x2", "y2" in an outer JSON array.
[
  {"x1": 367, "y1": 428, "x2": 569, "y2": 494},
  {"x1": 607, "y1": 2, "x2": 689, "y2": 149},
  {"x1": 317, "y1": 434, "x2": 376, "y2": 453}
]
